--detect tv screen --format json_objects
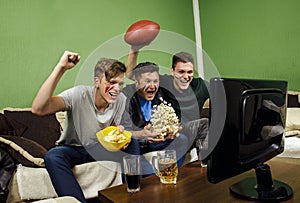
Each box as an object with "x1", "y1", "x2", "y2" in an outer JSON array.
[{"x1": 205, "y1": 77, "x2": 293, "y2": 201}]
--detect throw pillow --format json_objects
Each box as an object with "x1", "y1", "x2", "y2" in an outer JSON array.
[
  {"x1": 285, "y1": 108, "x2": 300, "y2": 137},
  {"x1": 0, "y1": 135, "x2": 46, "y2": 167},
  {"x1": 200, "y1": 108, "x2": 209, "y2": 119},
  {"x1": 4, "y1": 110, "x2": 61, "y2": 150},
  {"x1": 0, "y1": 113, "x2": 27, "y2": 136},
  {"x1": 0, "y1": 113, "x2": 13, "y2": 135},
  {"x1": 288, "y1": 94, "x2": 300, "y2": 107}
]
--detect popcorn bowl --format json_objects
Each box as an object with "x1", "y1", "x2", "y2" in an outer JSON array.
[{"x1": 96, "y1": 126, "x2": 132, "y2": 152}]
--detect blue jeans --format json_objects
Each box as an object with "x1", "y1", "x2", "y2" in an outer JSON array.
[
  {"x1": 140, "y1": 133, "x2": 188, "y2": 176},
  {"x1": 44, "y1": 137, "x2": 139, "y2": 203}
]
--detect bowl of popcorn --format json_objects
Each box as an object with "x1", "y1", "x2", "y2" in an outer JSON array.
[
  {"x1": 96, "y1": 126, "x2": 132, "y2": 151},
  {"x1": 150, "y1": 99, "x2": 179, "y2": 138}
]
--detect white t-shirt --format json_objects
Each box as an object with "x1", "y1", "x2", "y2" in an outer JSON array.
[{"x1": 57, "y1": 85, "x2": 126, "y2": 147}]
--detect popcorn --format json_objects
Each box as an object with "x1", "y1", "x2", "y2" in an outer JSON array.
[{"x1": 150, "y1": 98, "x2": 179, "y2": 138}]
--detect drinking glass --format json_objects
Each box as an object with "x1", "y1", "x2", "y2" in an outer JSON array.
[
  {"x1": 152, "y1": 150, "x2": 178, "y2": 184},
  {"x1": 123, "y1": 155, "x2": 141, "y2": 192}
]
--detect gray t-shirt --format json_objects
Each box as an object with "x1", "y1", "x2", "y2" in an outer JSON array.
[{"x1": 56, "y1": 85, "x2": 126, "y2": 147}]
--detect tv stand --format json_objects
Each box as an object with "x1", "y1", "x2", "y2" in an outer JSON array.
[{"x1": 230, "y1": 163, "x2": 293, "y2": 201}]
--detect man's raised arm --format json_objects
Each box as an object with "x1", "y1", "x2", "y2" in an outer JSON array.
[
  {"x1": 125, "y1": 45, "x2": 146, "y2": 80},
  {"x1": 31, "y1": 50, "x2": 80, "y2": 116}
]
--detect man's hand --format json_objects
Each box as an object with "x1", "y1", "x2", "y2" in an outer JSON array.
[
  {"x1": 165, "y1": 125, "x2": 183, "y2": 140},
  {"x1": 143, "y1": 124, "x2": 164, "y2": 143},
  {"x1": 121, "y1": 138, "x2": 131, "y2": 150},
  {"x1": 117, "y1": 125, "x2": 131, "y2": 150},
  {"x1": 31, "y1": 50, "x2": 81, "y2": 116},
  {"x1": 57, "y1": 50, "x2": 80, "y2": 71},
  {"x1": 126, "y1": 44, "x2": 149, "y2": 79},
  {"x1": 130, "y1": 44, "x2": 148, "y2": 53}
]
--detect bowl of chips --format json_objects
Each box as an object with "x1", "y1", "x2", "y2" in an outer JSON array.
[{"x1": 96, "y1": 126, "x2": 132, "y2": 151}]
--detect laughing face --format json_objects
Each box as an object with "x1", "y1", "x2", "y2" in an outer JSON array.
[
  {"x1": 135, "y1": 72, "x2": 159, "y2": 101},
  {"x1": 94, "y1": 73, "x2": 124, "y2": 110},
  {"x1": 171, "y1": 61, "x2": 194, "y2": 93}
]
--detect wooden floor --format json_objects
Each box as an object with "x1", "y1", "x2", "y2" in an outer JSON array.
[{"x1": 273, "y1": 156, "x2": 300, "y2": 165}]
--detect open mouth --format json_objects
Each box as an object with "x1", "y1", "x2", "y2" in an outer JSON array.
[
  {"x1": 179, "y1": 79, "x2": 189, "y2": 86},
  {"x1": 146, "y1": 90, "x2": 155, "y2": 97},
  {"x1": 109, "y1": 91, "x2": 119, "y2": 100},
  {"x1": 175, "y1": 74, "x2": 190, "y2": 86}
]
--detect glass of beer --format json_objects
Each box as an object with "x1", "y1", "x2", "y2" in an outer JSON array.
[
  {"x1": 152, "y1": 150, "x2": 178, "y2": 184},
  {"x1": 123, "y1": 155, "x2": 141, "y2": 193}
]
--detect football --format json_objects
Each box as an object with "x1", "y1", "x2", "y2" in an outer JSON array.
[{"x1": 124, "y1": 20, "x2": 160, "y2": 46}]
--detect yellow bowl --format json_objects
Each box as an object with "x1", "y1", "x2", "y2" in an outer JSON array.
[{"x1": 96, "y1": 126, "x2": 132, "y2": 152}]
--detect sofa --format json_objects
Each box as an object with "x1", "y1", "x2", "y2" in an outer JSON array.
[
  {"x1": 278, "y1": 91, "x2": 300, "y2": 158},
  {"x1": 0, "y1": 108, "x2": 125, "y2": 203},
  {"x1": 0, "y1": 107, "x2": 199, "y2": 203},
  {"x1": 285, "y1": 91, "x2": 300, "y2": 137},
  {"x1": 2, "y1": 90, "x2": 299, "y2": 203}
]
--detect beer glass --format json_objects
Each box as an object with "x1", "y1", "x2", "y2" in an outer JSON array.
[
  {"x1": 152, "y1": 150, "x2": 178, "y2": 184},
  {"x1": 123, "y1": 155, "x2": 141, "y2": 192}
]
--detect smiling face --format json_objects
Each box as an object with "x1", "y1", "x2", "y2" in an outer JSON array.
[
  {"x1": 93, "y1": 58, "x2": 126, "y2": 111},
  {"x1": 135, "y1": 71, "x2": 159, "y2": 101},
  {"x1": 171, "y1": 61, "x2": 194, "y2": 93},
  {"x1": 94, "y1": 73, "x2": 125, "y2": 110}
]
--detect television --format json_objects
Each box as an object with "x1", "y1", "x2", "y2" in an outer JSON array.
[{"x1": 204, "y1": 77, "x2": 293, "y2": 201}]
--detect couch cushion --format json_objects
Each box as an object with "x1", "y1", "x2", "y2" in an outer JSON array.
[
  {"x1": 13, "y1": 161, "x2": 122, "y2": 201},
  {"x1": 288, "y1": 94, "x2": 300, "y2": 107},
  {"x1": 0, "y1": 113, "x2": 12, "y2": 135},
  {"x1": 0, "y1": 113, "x2": 26, "y2": 136},
  {"x1": 285, "y1": 108, "x2": 300, "y2": 137},
  {"x1": 200, "y1": 108, "x2": 209, "y2": 118},
  {"x1": 32, "y1": 196, "x2": 81, "y2": 203},
  {"x1": 0, "y1": 109, "x2": 61, "y2": 167},
  {"x1": 0, "y1": 135, "x2": 46, "y2": 167},
  {"x1": 4, "y1": 110, "x2": 61, "y2": 150}
]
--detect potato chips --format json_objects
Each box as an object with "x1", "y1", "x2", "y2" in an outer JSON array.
[{"x1": 105, "y1": 128, "x2": 127, "y2": 143}]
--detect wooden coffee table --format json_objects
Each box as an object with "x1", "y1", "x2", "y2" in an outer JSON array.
[{"x1": 98, "y1": 159, "x2": 300, "y2": 203}]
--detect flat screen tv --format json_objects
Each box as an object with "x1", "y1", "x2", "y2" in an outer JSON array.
[{"x1": 204, "y1": 77, "x2": 293, "y2": 201}]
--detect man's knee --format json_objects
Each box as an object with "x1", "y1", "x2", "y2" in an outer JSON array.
[
  {"x1": 177, "y1": 133, "x2": 188, "y2": 145},
  {"x1": 44, "y1": 147, "x2": 68, "y2": 168}
]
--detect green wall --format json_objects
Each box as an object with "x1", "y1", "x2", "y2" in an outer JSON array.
[
  {"x1": 0, "y1": 0, "x2": 196, "y2": 108},
  {"x1": 2, "y1": 0, "x2": 300, "y2": 108},
  {"x1": 199, "y1": 0, "x2": 300, "y2": 91}
]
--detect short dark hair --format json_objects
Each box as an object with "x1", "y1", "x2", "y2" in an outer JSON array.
[
  {"x1": 172, "y1": 52, "x2": 194, "y2": 69},
  {"x1": 94, "y1": 58, "x2": 126, "y2": 81},
  {"x1": 132, "y1": 62, "x2": 159, "y2": 81}
]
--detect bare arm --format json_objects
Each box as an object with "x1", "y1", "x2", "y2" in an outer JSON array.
[
  {"x1": 125, "y1": 45, "x2": 145, "y2": 80},
  {"x1": 32, "y1": 50, "x2": 80, "y2": 115}
]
